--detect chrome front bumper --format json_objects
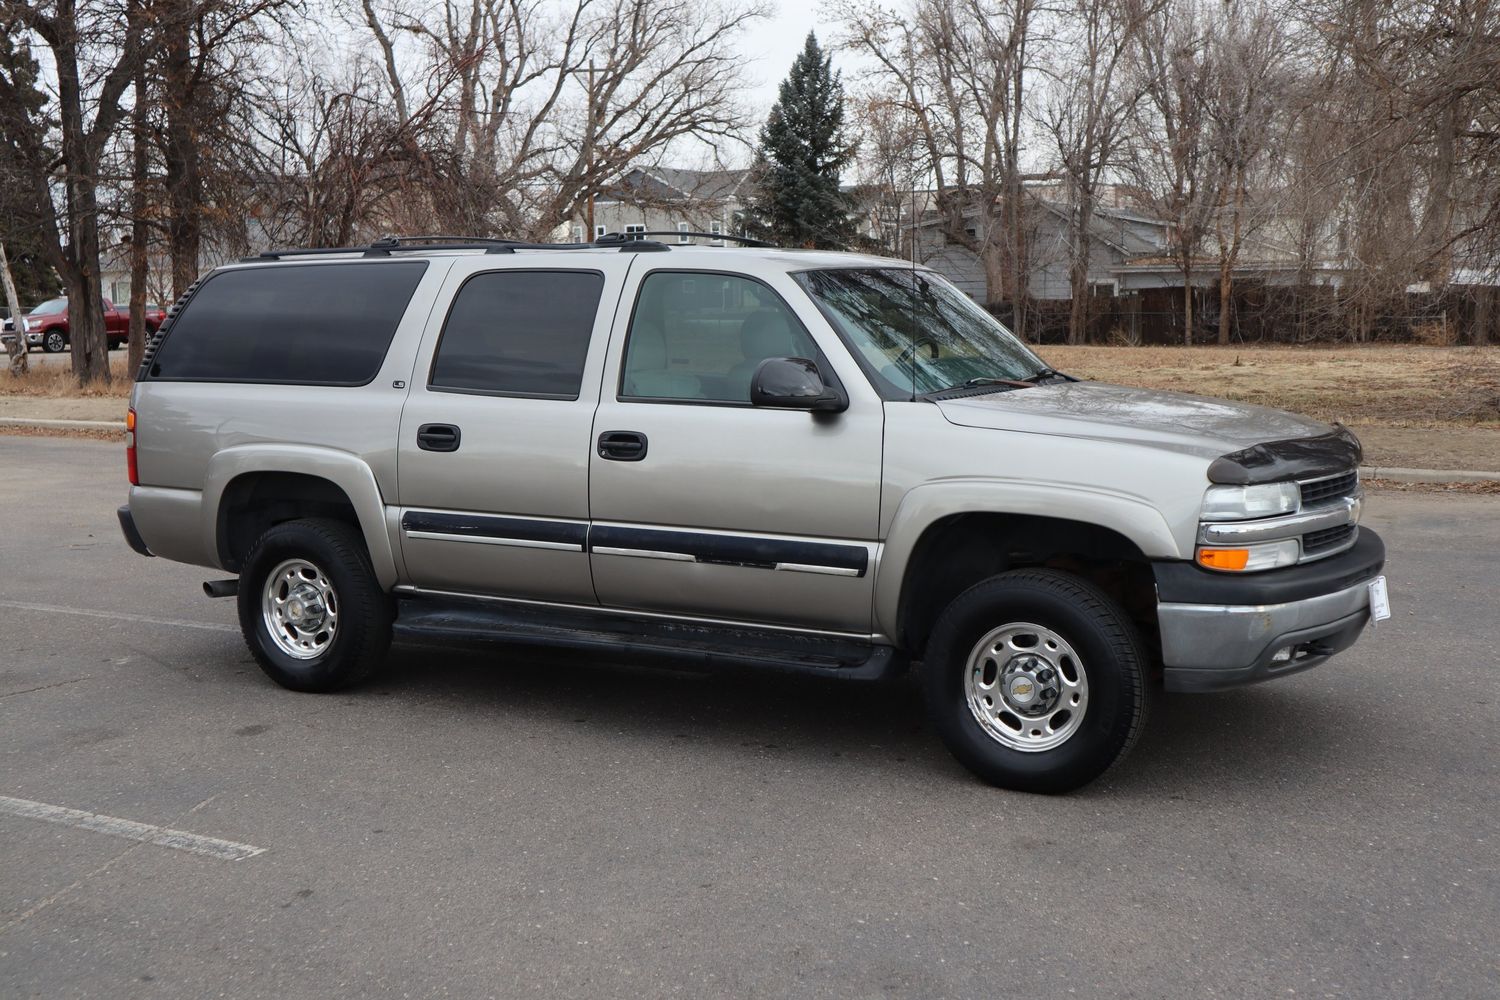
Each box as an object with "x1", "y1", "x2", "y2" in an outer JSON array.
[{"x1": 1158, "y1": 578, "x2": 1373, "y2": 691}]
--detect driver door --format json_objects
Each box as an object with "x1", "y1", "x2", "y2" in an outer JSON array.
[{"x1": 587, "y1": 267, "x2": 884, "y2": 633}]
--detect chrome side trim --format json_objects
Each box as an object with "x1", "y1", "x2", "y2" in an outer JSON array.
[
  {"x1": 774, "y1": 562, "x2": 862, "y2": 577},
  {"x1": 392, "y1": 585, "x2": 889, "y2": 642},
  {"x1": 591, "y1": 546, "x2": 695, "y2": 562},
  {"x1": 404, "y1": 529, "x2": 582, "y2": 552}
]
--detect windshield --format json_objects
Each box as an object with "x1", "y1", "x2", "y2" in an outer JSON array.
[
  {"x1": 793, "y1": 268, "x2": 1046, "y2": 398},
  {"x1": 30, "y1": 298, "x2": 66, "y2": 316}
]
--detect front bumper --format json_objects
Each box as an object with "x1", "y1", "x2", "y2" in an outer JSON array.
[{"x1": 1154, "y1": 529, "x2": 1385, "y2": 692}]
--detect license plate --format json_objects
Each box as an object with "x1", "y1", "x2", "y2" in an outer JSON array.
[{"x1": 1368, "y1": 575, "x2": 1392, "y2": 623}]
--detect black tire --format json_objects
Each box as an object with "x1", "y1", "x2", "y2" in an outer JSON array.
[
  {"x1": 237, "y1": 518, "x2": 392, "y2": 692},
  {"x1": 922, "y1": 569, "x2": 1151, "y2": 794},
  {"x1": 42, "y1": 329, "x2": 66, "y2": 353}
]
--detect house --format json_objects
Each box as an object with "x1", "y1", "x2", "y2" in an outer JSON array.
[
  {"x1": 909, "y1": 194, "x2": 1171, "y2": 303},
  {"x1": 566, "y1": 166, "x2": 751, "y2": 243}
]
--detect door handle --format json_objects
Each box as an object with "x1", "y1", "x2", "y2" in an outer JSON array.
[
  {"x1": 597, "y1": 430, "x2": 648, "y2": 462},
  {"x1": 417, "y1": 423, "x2": 461, "y2": 452}
]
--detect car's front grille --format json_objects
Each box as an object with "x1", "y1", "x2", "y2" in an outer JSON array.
[
  {"x1": 1303, "y1": 523, "x2": 1357, "y2": 555},
  {"x1": 1300, "y1": 470, "x2": 1359, "y2": 507}
]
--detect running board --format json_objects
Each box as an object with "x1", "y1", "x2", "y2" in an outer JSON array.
[{"x1": 392, "y1": 595, "x2": 903, "y2": 681}]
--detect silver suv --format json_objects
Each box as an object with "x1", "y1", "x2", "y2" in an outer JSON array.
[{"x1": 118, "y1": 234, "x2": 1388, "y2": 792}]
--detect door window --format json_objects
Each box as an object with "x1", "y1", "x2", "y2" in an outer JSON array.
[
  {"x1": 620, "y1": 271, "x2": 819, "y2": 403},
  {"x1": 430, "y1": 270, "x2": 604, "y2": 398}
]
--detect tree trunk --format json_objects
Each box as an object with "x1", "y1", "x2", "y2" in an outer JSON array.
[
  {"x1": 1, "y1": 243, "x2": 29, "y2": 377},
  {"x1": 1067, "y1": 196, "x2": 1093, "y2": 345},
  {"x1": 128, "y1": 66, "x2": 150, "y2": 372},
  {"x1": 1182, "y1": 275, "x2": 1193, "y2": 346},
  {"x1": 54, "y1": 16, "x2": 111, "y2": 385},
  {"x1": 1217, "y1": 256, "x2": 1232, "y2": 347},
  {"x1": 164, "y1": 3, "x2": 201, "y2": 297}
]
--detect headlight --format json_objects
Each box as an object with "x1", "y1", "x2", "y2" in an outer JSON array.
[
  {"x1": 1200, "y1": 482, "x2": 1300, "y2": 521},
  {"x1": 1197, "y1": 539, "x2": 1300, "y2": 572}
]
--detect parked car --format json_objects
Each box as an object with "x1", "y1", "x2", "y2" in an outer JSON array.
[
  {"x1": 117, "y1": 234, "x2": 1388, "y2": 793},
  {"x1": 13, "y1": 296, "x2": 158, "y2": 353}
]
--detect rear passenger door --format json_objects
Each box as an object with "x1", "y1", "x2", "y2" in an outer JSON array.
[{"x1": 396, "y1": 258, "x2": 627, "y2": 603}]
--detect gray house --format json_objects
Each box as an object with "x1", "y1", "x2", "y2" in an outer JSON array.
[
  {"x1": 566, "y1": 166, "x2": 750, "y2": 243},
  {"x1": 910, "y1": 196, "x2": 1171, "y2": 304}
]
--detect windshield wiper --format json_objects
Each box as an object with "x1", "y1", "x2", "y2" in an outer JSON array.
[
  {"x1": 922, "y1": 377, "x2": 1026, "y2": 400},
  {"x1": 1022, "y1": 367, "x2": 1069, "y2": 383}
]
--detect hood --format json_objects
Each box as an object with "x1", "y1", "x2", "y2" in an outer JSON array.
[{"x1": 935, "y1": 381, "x2": 1334, "y2": 462}]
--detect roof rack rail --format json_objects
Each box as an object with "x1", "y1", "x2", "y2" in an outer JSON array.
[
  {"x1": 613, "y1": 230, "x2": 775, "y2": 247},
  {"x1": 246, "y1": 232, "x2": 675, "y2": 261}
]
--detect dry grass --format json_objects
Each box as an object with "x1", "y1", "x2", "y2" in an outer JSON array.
[
  {"x1": 1042, "y1": 344, "x2": 1500, "y2": 427},
  {"x1": 1, "y1": 358, "x2": 133, "y2": 398}
]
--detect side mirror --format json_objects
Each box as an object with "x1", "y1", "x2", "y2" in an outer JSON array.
[{"x1": 750, "y1": 357, "x2": 847, "y2": 413}]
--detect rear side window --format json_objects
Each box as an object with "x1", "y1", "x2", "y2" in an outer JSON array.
[
  {"x1": 148, "y1": 262, "x2": 428, "y2": 384},
  {"x1": 429, "y1": 270, "x2": 604, "y2": 398}
]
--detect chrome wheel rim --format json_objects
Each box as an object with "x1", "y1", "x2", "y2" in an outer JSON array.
[
  {"x1": 45, "y1": 332, "x2": 64, "y2": 351},
  {"x1": 963, "y1": 622, "x2": 1088, "y2": 752},
  {"x1": 262, "y1": 558, "x2": 339, "y2": 660}
]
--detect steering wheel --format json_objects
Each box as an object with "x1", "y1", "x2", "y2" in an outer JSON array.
[{"x1": 895, "y1": 337, "x2": 940, "y2": 366}]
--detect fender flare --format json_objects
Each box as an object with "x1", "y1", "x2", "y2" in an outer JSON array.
[
  {"x1": 873, "y1": 478, "x2": 1184, "y2": 640},
  {"x1": 202, "y1": 444, "x2": 400, "y2": 589}
]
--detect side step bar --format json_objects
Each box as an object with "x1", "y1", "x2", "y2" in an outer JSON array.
[{"x1": 392, "y1": 594, "x2": 904, "y2": 681}]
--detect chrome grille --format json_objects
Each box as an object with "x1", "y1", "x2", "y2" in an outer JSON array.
[
  {"x1": 1303, "y1": 523, "x2": 1357, "y2": 555},
  {"x1": 1299, "y1": 470, "x2": 1359, "y2": 507}
]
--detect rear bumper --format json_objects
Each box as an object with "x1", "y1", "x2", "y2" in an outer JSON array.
[
  {"x1": 1154, "y1": 529, "x2": 1385, "y2": 692},
  {"x1": 117, "y1": 504, "x2": 154, "y2": 557}
]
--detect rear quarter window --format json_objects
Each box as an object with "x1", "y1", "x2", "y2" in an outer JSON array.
[{"x1": 146, "y1": 261, "x2": 428, "y2": 385}]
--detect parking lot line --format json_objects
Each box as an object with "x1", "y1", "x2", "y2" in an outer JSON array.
[
  {"x1": 0, "y1": 795, "x2": 265, "y2": 861},
  {"x1": 0, "y1": 599, "x2": 237, "y2": 633}
]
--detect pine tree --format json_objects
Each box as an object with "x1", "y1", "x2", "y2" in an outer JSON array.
[{"x1": 743, "y1": 33, "x2": 855, "y2": 249}]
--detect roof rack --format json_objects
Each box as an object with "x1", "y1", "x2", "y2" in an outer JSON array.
[
  {"x1": 615, "y1": 230, "x2": 775, "y2": 247},
  {"x1": 246, "y1": 232, "x2": 676, "y2": 261}
]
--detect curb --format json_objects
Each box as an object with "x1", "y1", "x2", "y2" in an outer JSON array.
[
  {"x1": 2, "y1": 417, "x2": 1497, "y2": 483},
  {"x1": 0, "y1": 417, "x2": 125, "y2": 432},
  {"x1": 1361, "y1": 466, "x2": 1500, "y2": 485}
]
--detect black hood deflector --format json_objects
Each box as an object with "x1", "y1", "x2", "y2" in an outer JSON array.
[{"x1": 1207, "y1": 426, "x2": 1362, "y2": 485}]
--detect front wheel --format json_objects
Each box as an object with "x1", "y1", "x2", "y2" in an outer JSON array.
[
  {"x1": 42, "y1": 330, "x2": 66, "y2": 353},
  {"x1": 237, "y1": 518, "x2": 392, "y2": 692},
  {"x1": 922, "y1": 569, "x2": 1151, "y2": 793}
]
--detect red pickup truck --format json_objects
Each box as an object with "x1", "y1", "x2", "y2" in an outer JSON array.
[{"x1": 11, "y1": 297, "x2": 164, "y2": 353}]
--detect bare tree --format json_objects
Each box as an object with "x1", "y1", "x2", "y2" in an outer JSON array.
[
  {"x1": 347, "y1": 0, "x2": 768, "y2": 240},
  {"x1": 1039, "y1": 0, "x2": 1161, "y2": 344},
  {"x1": 838, "y1": 0, "x2": 1042, "y2": 322},
  {"x1": 0, "y1": 0, "x2": 152, "y2": 385},
  {"x1": 1123, "y1": 0, "x2": 1217, "y2": 344}
]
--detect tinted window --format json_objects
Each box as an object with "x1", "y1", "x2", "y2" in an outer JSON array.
[
  {"x1": 31, "y1": 298, "x2": 66, "y2": 315},
  {"x1": 620, "y1": 271, "x2": 818, "y2": 402},
  {"x1": 430, "y1": 270, "x2": 604, "y2": 398},
  {"x1": 149, "y1": 262, "x2": 427, "y2": 384}
]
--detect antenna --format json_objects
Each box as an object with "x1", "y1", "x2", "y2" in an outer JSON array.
[{"x1": 908, "y1": 42, "x2": 919, "y2": 403}]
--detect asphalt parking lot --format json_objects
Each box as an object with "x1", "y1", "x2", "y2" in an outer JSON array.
[{"x1": 1, "y1": 435, "x2": 1496, "y2": 999}]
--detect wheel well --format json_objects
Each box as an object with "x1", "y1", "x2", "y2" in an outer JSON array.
[
  {"x1": 217, "y1": 472, "x2": 361, "y2": 572},
  {"x1": 897, "y1": 513, "x2": 1159, "y2": 657}
]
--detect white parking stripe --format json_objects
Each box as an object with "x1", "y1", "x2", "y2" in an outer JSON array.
[
  {"x1": 0, "y1": 796, "x2": 265, "y2": 861},
  {"x1": 0, "y1": 600, "x2": 236, "y2": 633}
]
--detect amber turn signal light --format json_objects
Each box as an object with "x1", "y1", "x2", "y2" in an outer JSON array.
[{"x1": 1197, "y1": 547, "x2": 1250, "y2": 571}]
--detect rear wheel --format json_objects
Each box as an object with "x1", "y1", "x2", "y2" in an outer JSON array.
[
  {"x1": 922, "y1": 569, "x2": 1150, "y2": 793},
  {"x1": 237, "y1": 518, "x2": 392, "y2": 692},
  {"x1": 42, "y1": 329, "x2": 66, "y2": 353}
]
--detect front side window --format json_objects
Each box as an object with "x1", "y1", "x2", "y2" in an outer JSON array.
[
  {"x1": 430, "y1": 270, "x2": 604, "y2": 398},
  {"x1": 620, "y1": 271, "x2": 820, "y2": 403},
  {"x1": 147, "y1": 262, "x2": 428, "y2": 384},
  {"x1": 794, "y1": 268, "x2": 1045, "y2": 398}
]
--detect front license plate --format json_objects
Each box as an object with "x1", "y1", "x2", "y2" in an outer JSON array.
[{"x1": 1368, "y1": 575, "x2": 1392, "y2": 623}]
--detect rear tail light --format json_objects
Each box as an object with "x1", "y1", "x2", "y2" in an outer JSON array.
[{"x1": 126, "y1": 407, "x2": 138, "y2": 486}]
